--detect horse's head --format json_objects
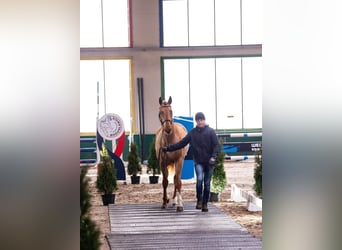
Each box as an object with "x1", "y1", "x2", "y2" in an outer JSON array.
[{"x1": 158, "y1": 96, "x2": 173, "y2": 134}]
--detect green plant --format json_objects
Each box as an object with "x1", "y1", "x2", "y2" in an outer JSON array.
[
  {"x1": 96, "y1": 143, "x2": 117, "y2": 194},
  {"x1": 254, "y1": 146, "x2": 262, "y2": 197},
  {"x1": 127, "y1": 142, "x2": 142, "y2": 176},
  {"x1": 80, "y1": 167, "x2": 101, "y2": 250},
  {"x1": 147, "y1": 138, "x2": 160, "y2": 176},
  {"x1": 210, "y1": 142, "x2": 227, "y2": 194}
]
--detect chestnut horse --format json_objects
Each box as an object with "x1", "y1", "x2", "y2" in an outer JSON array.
[{"x1": 155, "y1": 96, "x2": 188, "y2": 212}]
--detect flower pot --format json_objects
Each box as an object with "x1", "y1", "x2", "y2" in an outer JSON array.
[
  {"x1": 209, "y1": 192, "x2": 219, "y2": 202},
  {"x1": 149, "y1": 175, "x2": 159, "y2": 184},
  {"x1": 101, "y1": 193, "x2": 115, "y2": 206},
  {"x1": 130, "y1": 175, "x2": 140, "y2": 184}
]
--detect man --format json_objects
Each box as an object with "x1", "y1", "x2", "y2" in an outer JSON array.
[{"x1": 162, "y1": 112, "x2": 220, "y2": 212}]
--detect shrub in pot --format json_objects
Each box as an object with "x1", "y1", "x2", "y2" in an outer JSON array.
[
  {"x1": 210, "y1": 142, "x2": 226, "y2": 202},
  {"x1": 254, "y1": 146, "x2": 262, "y2": 197},
  {"x1": 80, "y1": 167, "x2": 101, "y2": 249},
  {"x1": 96, "y1": 143, "x2": 118, "y2": 205},
  {"x1": 127, "y1": 142, "x2": 142, "y2": 184},
  {"x1": 147, "y1": 138, "x2": 160, "y2": 184}
]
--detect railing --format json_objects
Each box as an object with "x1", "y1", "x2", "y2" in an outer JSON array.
[
  {"x1": 217, "y1": 130, "x2": 262, "y2": 160},
  {"x1": 80, "y1": 136, "x2": 97, "y2": 167}
]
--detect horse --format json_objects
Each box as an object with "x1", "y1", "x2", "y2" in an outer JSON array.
[{"x1": 155, "y1": 96, "x2": 189, "y2": 212}]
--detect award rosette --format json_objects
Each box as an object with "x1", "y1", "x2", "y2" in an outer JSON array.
[
  {"x1": 96, "y1": 113, "x2": 126, "y2": 180},
  {"x1": 97, "y1": 113, "x2": 125, "y2": 140}
]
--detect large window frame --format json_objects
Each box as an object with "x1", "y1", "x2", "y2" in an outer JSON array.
[
  {"x1": 80, "y1": 0, "x2": 131, "y2": 48},
  {"x1": 80, "y1": 0, "x2": 133, "y2": 134},
  {"x1": 162, "y1": 56, "x2": 262, "y2": 130},
  {"x1": 80, "y1": 59, "x2": 133, "y2": 134},
  {"x1": 160, "y1": 0, "x2": 262, "y2": 47}
]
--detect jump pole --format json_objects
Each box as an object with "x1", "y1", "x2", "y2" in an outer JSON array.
[{"x1": 96, "y1": 81, "x2": 100, "y2": 163}]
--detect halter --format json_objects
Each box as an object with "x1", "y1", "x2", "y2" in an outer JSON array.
[
  {"x1": 159, "y1": 104, "x2": 173, "y2": 126},
  {"x1": 160, "y1": 119, "x2": 172, "y2": 125}
]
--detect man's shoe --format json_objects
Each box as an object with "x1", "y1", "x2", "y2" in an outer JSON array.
[
  {"x1": 202, "y1": 203, "x2": 208, "y2": 212},
  {"x1": 196, "y1": 200, "x2": 202, "y2": 209}
]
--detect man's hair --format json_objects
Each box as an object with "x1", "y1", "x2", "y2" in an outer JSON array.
[{"x1": 195, "y1": 112, "x2": 205, "y2": 121}]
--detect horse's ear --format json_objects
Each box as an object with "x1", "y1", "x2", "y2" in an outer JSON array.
[
  {"x1": 168, "y1": 96, "x2": 172, "y2": 105},
  {"x1": 159, "y1": 97, "x2": 163, "y2": 105}
]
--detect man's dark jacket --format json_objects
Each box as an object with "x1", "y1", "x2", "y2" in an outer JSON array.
[{"x1": 167, "y1": 125, "x2": 220, "y2": 165}]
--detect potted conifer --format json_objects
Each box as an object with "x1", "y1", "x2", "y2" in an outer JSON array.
[
  {"x1": 147, "y1": 138, "x2": 160, "y2": 184},
  {"x1": 80, "y1": 167, "x2": 101, "y2": 249},
  {"x1": 96, "y1": 143, "x2": 118, "y2": 205},
  {"x1": 210, "y1": 142, "x2": 226, "y2": 202},
  {"x1": 127, "y1": 142, "x2": 142, "y2": 184},
  {"x1": 254, "y1": 146, "x2": 262, "y2": 197}
]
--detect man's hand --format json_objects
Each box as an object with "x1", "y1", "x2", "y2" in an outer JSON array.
[
  {"x1": 209, "y1": 157, "x2": 216, "y2": 165},
  {"x1": 162, "y1": 146, "x2": 168, "y2": 152}
]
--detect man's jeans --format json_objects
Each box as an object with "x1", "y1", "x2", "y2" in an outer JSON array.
[{"x1": 195, "y1": 163, "x2": 214, "y2": 203}]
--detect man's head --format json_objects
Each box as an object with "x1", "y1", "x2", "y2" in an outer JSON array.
[{"x1": 195, "y1": 112, "x2": 206, "y2": 127}]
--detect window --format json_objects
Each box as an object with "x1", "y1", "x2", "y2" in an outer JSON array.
[
  {"x1": 162, "y1": 0, "x2": 188, "y2": 46},
  {"x1": 188, "y1": 0, "x2": 215, "y2": 46},
  {"x1": 216, "y1": 58, "x2": 242, "y2": 129},
  {"x1": 161, "y1": 0, "x2": 261, "y2": 46},
  {"x1": 80, "y1": 0, "x2": 130, "y2": 47},
  {"x1": 242, "y1": 0, "x2": 262, "y2": 44},
  {"x1": 242, "y1": 57, "x2": 262, "y2": 128},
  {"x1": 80, "y1": 0, "x2": 131, "y2": 133},
  {"x1": 80, "y1": 60, "x2": 131, "y2": 133},
  {"x1": 163, "y1": 56, "x2": 262, "y2": 129},
  {"x1": 215, "y1": 0, "x2": 241, "y2": 45},
  {"x1": 164, "y1": 59, "x2": 190, "y2": 115},
  {"x1": 189, "y1": 58, "x2": 216, "y2": 123}
]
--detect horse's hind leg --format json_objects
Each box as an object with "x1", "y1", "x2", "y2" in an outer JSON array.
[
  {"x1": 172, "y1": 184, "x2": 177, "y2": 206},
  {"x1": 174, "y1": 177, "x2": 183, "y2": 212},
  {"x1": 174, "y1": 162, "x2": 184, "y2": 212}
]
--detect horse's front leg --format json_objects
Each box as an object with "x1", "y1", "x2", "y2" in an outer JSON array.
[
  {"x1": 173, "y1": 162, "x2": 184, "y2": 212},
  {"x1": 161, "y1": 167, "x2": 169, "y2": 209}
]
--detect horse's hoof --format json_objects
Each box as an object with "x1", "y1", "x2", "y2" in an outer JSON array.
[
  {"x1": 176, "y1": 206, "x2": 184, "y2": 212},
  {"x1": 161, "y1": 204, "x2": 166, "y2": 209}
]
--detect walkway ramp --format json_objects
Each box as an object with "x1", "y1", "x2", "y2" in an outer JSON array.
[{"x1": 106, "y1": 202, "x2": 262, "y2": 249}]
